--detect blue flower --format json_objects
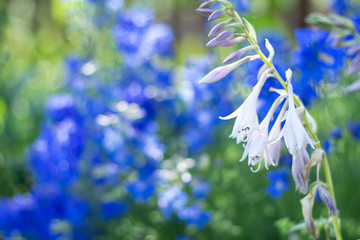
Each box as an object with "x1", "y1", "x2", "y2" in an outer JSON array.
[
  {"x1": 329, "y1": 127, "x2": 343, "y2": 140},
  {"x1": 177, "y1": 204, "x2": 211, "y2": 229},
  {"x1": 101, "y1": 201, "x2": 127, "y2": 220},
  {"x1": 229, "y1": 0, "x2": 250, "y2": 13},
  {"x1": 113, "y1": 9, "x2": 173, "y2": 67},
  {"x1": 192, "y1": 180, "x2": 211, "y2": 199},
  {"x1": 158, "y1": 186, "x2": 188, "y2": 220},
  {"x1": 347, "y1": 122, "x2": 360, "y2": 141},
  {"x1": 46, "y1": 94, "x2": 78, "y2": 122},
  {"x1": 126, "y1": 180, "x2": 156, "y2": 203},
  {"x1": 292, "y1": 28, "x2": 346, "y2": 105},
  {"x1": 331, "y1": 0, "x2": 350, "y2": 15},
  {"x1": 265, "y1": 168, "x2": 290, "y2": 199}
]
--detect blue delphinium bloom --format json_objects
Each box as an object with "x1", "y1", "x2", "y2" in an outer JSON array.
[
  {"x1": 292, "y1": 28, "x2": 346, "y2": 106},
  {"x1": 265, "y1": 168, "x2": 290, "y2": 199},
  {"x1": 177, "y1": 204, "x2": 211, "y2": 229},
  {"x1": 229, "y1": 0, "x2": 250, "y2": 13},
  {"x1": 329, "y1": 127, "x2": 343, "y2": 140},
  {"x1": 158, "y1": 186, "x2": 189, "y2": 220},
  {"x1": 347, "y1": 122, "x2": 360, "y2": 141},
  {"x1": 323, "y1": 140, "x2": 333, "y2": 154},
  {"x1": 101, "y1": 201, "x2": 127, "y2": 220},
  {"x1": 175, "y1": 236, "x2": 190, "y2": 240},
  {"x1": 331, "y1": 0, "x2": 350, "y2": 15},
  {"x1": 192, "y1": 180, "x2": 211, "y2": 199},
  {"x1": 113, "y1": 9, "x2": 174, "y2": 67}
]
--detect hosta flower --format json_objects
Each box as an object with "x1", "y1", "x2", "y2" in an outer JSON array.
[
  {"x1": 240, "y1": 95, "x2": 285, "y2": 171},
  {"x1": 282, "y1": 81, "x2": 315, "y2": 155},
  {"x1": 292, "y1": 147, "x2": 310, "y2": 194},
  {"x1": 220, "y1": 68, "x2": 272, "y2": 143},
  {"x1": 268, "y1": 100, "x2": 288, "y2": 166}
]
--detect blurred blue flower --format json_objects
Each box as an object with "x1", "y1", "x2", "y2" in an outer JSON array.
[
  {"x1": 175, "y1": 236, "x2": 190, "y2": 240},
  {"x1": 46, "y1": 94, "x2": 78, "y2": 122},
  {"x1": 323, "y1": 140, "x2": 333, "y2": 154},
  {"x1": 293, "y1": 28, "x2": 346, "y2": 106},
  {"x1": 113, "y1": 9, "x2": 174, "y2": 67},
  {"x1": 158, "y1": 186, "x2": 188, "y2": 220},
  {"x1": 192, "y1": 180, "x2": 211, "y2": 199},
  {"x1": 331, "y1": 0, "x2": 350, "y2": 15},
  {"x1": 101, "y1": 201, "x2": 128, "y2": 220},
  {"x1": 347, "y1": 122, "x2": 360, "y2": 141},
  {"x1": 230, "y1": 0, "x2": 250, "y2": 13},
  {"x1": 126, "y1": 180, "x2": 156, "y2": 203},
  {"x1": 265, "y1": 168, "x2": 290, "y2": 199},
  {"x1": 329, "y1": 127, "x2": 343, "y2": 140},
  {"x1": 177, "y1": 204, "x2": 211, "y2": 229}
]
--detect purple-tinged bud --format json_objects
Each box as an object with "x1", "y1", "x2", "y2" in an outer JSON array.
[
  {"x1": 222, "y1": 46, "x2": 256, "y2": 64},
  {"x1": 223, "y1": 51, "x2": 244, "y2": 64},
  {"x1": 199, "y1": 56, "x2": 256, "y2": 84},
  {"x1": 208, "y1": 9, "x2": 223, "y2": 21},
  {"x1": 208, "y1": 19, "x2": 232, "y2": 37},
  {"x1": 291, "y1": 148, "x2": 310, "y2": 194},
  {"x1": 318, "y1": 184, "x2": 339, "y2": 216},
  {"x1": 346, "y1": 53, "x2": 360, "y2": 75},
  {"x1": 300, "y1": 186, "x2": 318, "y2": 239},
  {"x1": 198, "y1": 1, "x2": 215, "y2": 10},
  {"x1": 208, "y1": 22, "x2": 226, "y2": 37},
  {"x1": 347, "y1": 44, "x2": 360, "y2": 56},
  {"x1": 207, "y1": 37, "x2": 246, "y2": 48},
  {"x1": 346, "y1": 79, "x2": 360, "y2": 92},
  {"x1": 215, "y1": 29, "x2": 234, "y2": 41},
  {"x1": 331, "y1": 36, "x2": 344, "y2": 48},
  {"x1": 196, "y1": 8, "x2": 214, "y2": 17}
]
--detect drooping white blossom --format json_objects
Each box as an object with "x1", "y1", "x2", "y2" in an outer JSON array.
[
  {"x1": 267, "y1": 99, "x2": 288, "y2": 166},
  {"x1": 240, "y1": 95, "x2": 285, "y2": 172},
  {"x1": 220, "y1": 68, "x2": 272, "y2": 143},
  {"x1": 282, "y1": 80, "x2": 315, "y2": 155}
]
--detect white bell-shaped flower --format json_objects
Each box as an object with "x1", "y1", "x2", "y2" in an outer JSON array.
[{"x1": 220, "y1": 68, "x2": 272, "y2": 143}]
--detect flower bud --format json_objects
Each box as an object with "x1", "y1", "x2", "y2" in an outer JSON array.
[
  {"x1": 206, "y1": 37, "x2": 246, "y2": 48},
  {"x1": 318, "y1": 184, "x2": 339, "y2": 216},
  {"x1": 198, "y1": 0, "x2": 215, "y2": 10},
  {"x1": 196, "y1": 8, "x2": 214, "y2": 17},
  {"x1": 208, "y1": 22, "x2": 226, "y2": 37},
  {"x1": 346, "y1": 53, "x2": 360, "y2": 75},
  {"x1": 208, "y1": 9, "x2": 223, "y2": 21},
  {"x1": 199, "y1": 56, "x2": 256, "y2": 84},
  {"x1": 215, "y1": 29, "x2": 234, "y2": 41},
  {"x1": 222, "y1": 46, "x2": 255, "y2": 64}
]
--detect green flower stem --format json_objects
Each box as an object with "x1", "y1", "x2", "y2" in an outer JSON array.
[{"x1": 229, "y1": 6, "x2": 342, "y2": 240}]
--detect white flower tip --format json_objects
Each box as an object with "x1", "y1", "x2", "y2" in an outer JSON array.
[
  {"x1": 285, "y1": 69, "x2": 293, "y2": 82},
  {"x1": 265, "y1": 38, "x2": 275, "y2": 62}
]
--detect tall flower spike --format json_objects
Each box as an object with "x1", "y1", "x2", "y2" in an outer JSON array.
[
  {"x1": 220, "y1": 68, "x2": 273, "y2": 143},
  {"x1": 240, "y1": 95, "x2": 285, "y2": 172}
]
